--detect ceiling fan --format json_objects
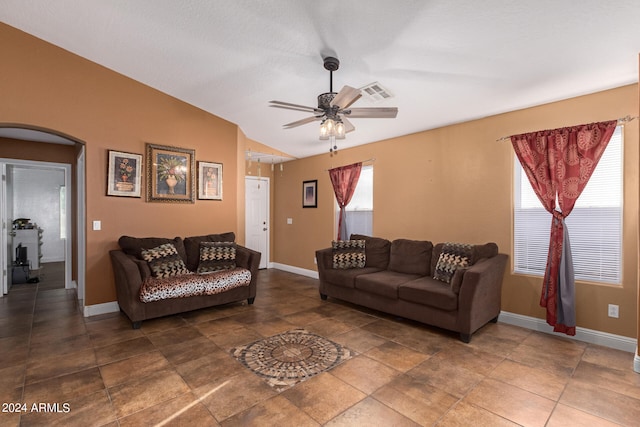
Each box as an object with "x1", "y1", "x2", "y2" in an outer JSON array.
[{"x1": 269, "y1": 56, "x2": 398, "y2": 152}]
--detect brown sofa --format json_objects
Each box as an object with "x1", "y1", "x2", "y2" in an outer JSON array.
[
  {"x1": 316, "y1": 235, "x2": 508, "y2": 342},
  {"x1": 110, "y1": 232, "x2": 261, "y2": 328}
]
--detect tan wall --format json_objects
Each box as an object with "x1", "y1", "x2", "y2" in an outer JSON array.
[
  {"x1": 273, "y1": 85, "x2": 639, "y2": 339},
  {"x1": 0, "y1": 23, "x2": 243, "y2": 305}
]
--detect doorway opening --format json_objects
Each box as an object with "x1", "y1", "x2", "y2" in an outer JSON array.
[
  {"x1": 2, "y1": 161, "x2": 71, "y2": 292},
  {"x1": 0, "y1": 126, "x2": 86, "y2": 310}
]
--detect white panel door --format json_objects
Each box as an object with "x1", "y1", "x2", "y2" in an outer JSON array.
[{"x1": 245, "y1": 177, "x2": 269, "y2": 269}]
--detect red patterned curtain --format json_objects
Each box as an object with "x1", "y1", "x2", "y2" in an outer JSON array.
[
  {"x1": 510, "y1": 120, "x2": 617, "y2": 335},
  {"x1": 329, "y1": 162, "x2": 362, "y2": 241}
]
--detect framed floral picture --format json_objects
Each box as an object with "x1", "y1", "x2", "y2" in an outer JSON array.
[
  {"x1": 107, "y1": 150, "x2": 142, "y2": 197},
  {"x1": 145, "y1": 143, "x2": 195, "y2": 203},
  {"x1": 198, "y1": 161, "x2": 223, "y2": 200},
  {"x1": 302, "y1": 180, "x2": 317, "y2": 208}
]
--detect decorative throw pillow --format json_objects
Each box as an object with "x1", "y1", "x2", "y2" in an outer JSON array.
[
  {"x1": 332, "y1": 240, "x2": 366, "y2": 269},
  {"x1": 197, "y1": 241, "x2": 237, "y2": 273},
  {"x1": 433, "y1": 242, "x2": 474, "y2": 284},
  {"x1": 141, "y1": 243, "x2": 190, "y2": 279}
]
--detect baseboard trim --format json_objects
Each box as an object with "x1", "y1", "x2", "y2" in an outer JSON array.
[
  {"x1": 83, "y1": 301, "x2": 120, "y2": 318},
  {"x1": 270, "y1": 263, "x2": 318, "y2": 279},
  {"x1": 41, "y1": 257, "x2": 65, "y2": 263},
  {"x1": 634, "y1": 352, "x2": 640, "y2": 374},
  {"x1": 500, "y1": 311, "x2": 637, "y2": 353}
]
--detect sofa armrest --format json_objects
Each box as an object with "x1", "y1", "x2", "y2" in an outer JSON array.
[
  {"x1": 316, "y1": 248, "x2": 333, "y2": 269},
  {"x1": 456, "y1": 253, "x2": 508, "y2": 335},
  {"x1": 235, "y1": 245, "x2": 261, "y2": 272},
  {"x1": 235, "y1": 245, "x2": 261, "y2": 298},
  {"x1": 315, "y1": 247, "x2": 333, "y2": 282},
  {"x1": 110, "y1": 250, "x2": 145, "y2": 320}
]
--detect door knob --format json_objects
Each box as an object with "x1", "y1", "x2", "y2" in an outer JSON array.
[{"x1": 263, "y1": 228, "x2": 268, "y2": 231}]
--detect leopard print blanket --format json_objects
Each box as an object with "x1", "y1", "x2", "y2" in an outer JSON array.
[{"x1": 139, "y1": 267, "x2": 251, "y2": 303}]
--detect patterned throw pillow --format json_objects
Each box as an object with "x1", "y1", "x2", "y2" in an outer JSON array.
[
  {"x1": 332, "y1": 240, "x2": 366, "y2": 269},
  {"x1": 433, "y1": 242, "x2": 474, "y2": 284},
  {"x1": 197, "y1": 241, "x2": 237, "y2": 273},
  {"x1": 141, "y1": 243, "x2": 190, "y2": 279}
]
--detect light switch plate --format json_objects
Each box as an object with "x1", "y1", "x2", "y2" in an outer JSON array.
[
  {"x1": 287, "y1": 218, "x2": 293, "y2": 224},
  {"x1": 92, "y1": 220, "x2": 101, "y2": 231}
]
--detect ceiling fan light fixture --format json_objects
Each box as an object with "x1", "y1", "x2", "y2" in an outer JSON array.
[
  {"x1": 319, "y1": 119, "x2": 330, "y2": 140},
  {"x1": 335, "y1": 120, "x2": 345, "y2": 139},
  {"x1": 319, "y1": 118, "x2": 346, "y2": 140},
  {"x1": 319, "y1": 118, "x2": 335, "y2": 140}
]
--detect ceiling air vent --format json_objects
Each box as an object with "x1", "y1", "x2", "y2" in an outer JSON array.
[{"x1": 359, "y1": 82, "x2": 394, "y2": 103}]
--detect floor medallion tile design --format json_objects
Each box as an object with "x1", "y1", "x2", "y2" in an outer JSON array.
[{"x1": 231, "y1": 328, "x2": 352, "y2": 391}]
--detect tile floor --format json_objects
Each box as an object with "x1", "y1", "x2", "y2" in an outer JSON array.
[{"x1": 1, "y1": 266, "x2": 639, "y2": 426}]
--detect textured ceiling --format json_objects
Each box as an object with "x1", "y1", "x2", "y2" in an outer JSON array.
[{"x1": 2, "y1": 1, "x2": 640, "y2": 158}]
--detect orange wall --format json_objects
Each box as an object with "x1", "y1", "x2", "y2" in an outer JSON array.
[
  {"x1": 0, "y1": 23, "x2": 244, "y2": 305},
  {"x1": 273, "y1": 85, "x2": 639, "y2": 339}
]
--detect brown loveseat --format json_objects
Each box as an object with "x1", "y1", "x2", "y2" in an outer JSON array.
[
  {"x1": 316, "y1": 235, "x2": 507, "y2": 342},
  {"x1": 110, "y1": 232, "x2": 261, "y2": 328}
]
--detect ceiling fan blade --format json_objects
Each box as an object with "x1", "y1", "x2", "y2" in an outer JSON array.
[
  {"x1": 330, "y1": 85, "x2": 362, "y2": 109},
  {"x1": 283, "y1": 115, "x2": 323, "y2": 128},
  {"x1": 269, "y1": 100, "x2": 321, "y2": 113},
  {"x1": 344, "y1": 107, "x2": 398, "y2": 118},
  {"x1": 342, "y1": 117, "x2": 356, "y2": 133}
]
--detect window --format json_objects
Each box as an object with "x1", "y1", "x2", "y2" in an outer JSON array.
[
  {"x1": 513, "y1": 126, "x2": 622, "y2": 284},
  {"x1": 336, "y1": 165, "x2": 373, "y2": 237}
]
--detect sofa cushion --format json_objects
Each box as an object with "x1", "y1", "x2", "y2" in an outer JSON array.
[
  {"x1": 197, "y1": 241, "x2": 237, "y2": 273},
  {"x1": 433, "y1": 242, "x2": 474, "y2": 284},
  {"x1": 431, "y1": 242, "x2": 499, "y2": 274},
  {"x1": 119, "y1": 236, "x2": 188, "y2": 263},
  {"x1": 399, "y1": 277, "x2": 458, "y2": 311},
  {"x1": 139, "y1": 267, "x2": 251, "y2": 303},
  {"x1": 141, "y1": 243, "x2": 191, "y2": 279},
  {"x1": 387, "y1": 239, "x2": 433, "y2": 276},
  {"x1": 184, "y1": 232, "x2": 236, "y2": 271},
  {"x1": 332, "y1": 240, "x2": 366, "y2": 269},
  {"x1": 355, "y1": 271, "x2": 421, "y2": 299},
  {"x1": 323, "y1": 267, "x2": 382, "y2": 289},
  {"x1": 351, "y1": 234, "x2": 391, "y2": 269}
]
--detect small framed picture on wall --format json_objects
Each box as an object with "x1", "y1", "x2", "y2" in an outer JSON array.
[
  {"x1": 198, "y1": 161, "x2": 223, "y2": 200},
  {"x1": 302, "y1": 180, "x2": 317, "y2": 208},
  {"x1": 107, "y1": 150, "x2": 142, "y2": 197}
]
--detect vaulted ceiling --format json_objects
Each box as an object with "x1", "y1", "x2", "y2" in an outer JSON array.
[{"x1": 2, "y1": 1, "x2": 640, "y2": 158}]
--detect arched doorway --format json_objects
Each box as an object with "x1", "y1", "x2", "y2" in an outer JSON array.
[{"x1": 0, "y1": 125, "x2": 86, "y2": 308}]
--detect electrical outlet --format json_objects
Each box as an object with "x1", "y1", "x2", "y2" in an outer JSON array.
[{"x1": 608, "y1": 304, "x2": 619, "y2": 318}]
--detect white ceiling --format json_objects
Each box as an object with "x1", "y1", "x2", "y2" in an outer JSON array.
[{"x1": 2, "y1": 1, "x2": 640, "y2": 159}]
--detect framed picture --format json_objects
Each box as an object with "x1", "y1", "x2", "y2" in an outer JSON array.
[
  {"x1": 302, "y1": 180, "x2": 317, "y2": 208},
  {"x1": 198, "y1": 161, "x2": 223, "y2": 200},
  {"x1": 107, "y1": 150, "x2": 142, "y2": 197},
  {"x1": 145, "y1": 143, "x2": 195, "y2": 203}
]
